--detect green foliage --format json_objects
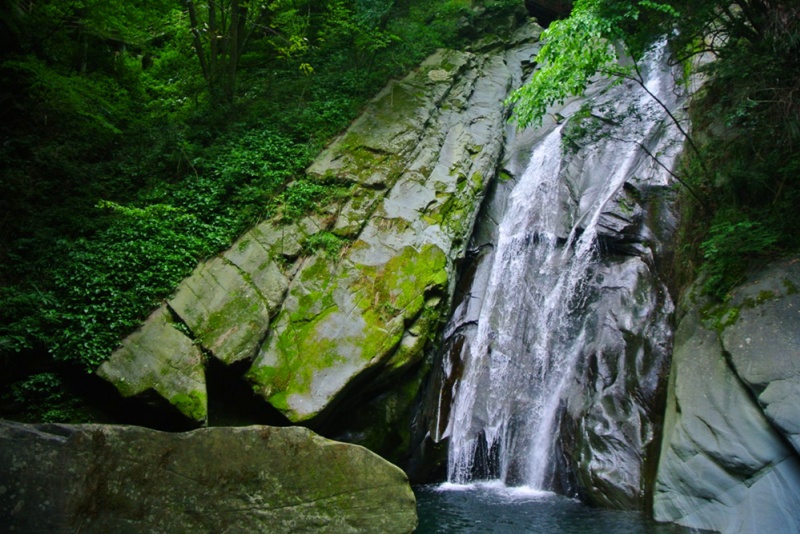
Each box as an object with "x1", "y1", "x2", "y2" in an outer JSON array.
[
  {"x1": 49, "y1": 202, "x2": 217, "y2": 370},
  {"x1": 699, "y1": 215, "x2": 779, "y2": 299},
  {"x1": 276, "y1": 178, "x2": 351, "y2": 220},
  {"x1": 2, "y1": 373, "x2": 89, "y2": 423},
  {"x1": 184, "y1": 128, "x2": 311, "y2": 227},
  {"x1": 507, "y1": 3, "x2": 625, "y2": 130},
  {"x1": 278, "y1": 180, "x2": 330, "y2": 220},
  {"x1": 304, "y1": 231, "x2": 350, "y2": 258},
  {"x1": 506, "y1": 0, "x2": 681, "y2": 129},
  {"x1": 5, "y1": 57, "x2": 131, "y2": 134}
]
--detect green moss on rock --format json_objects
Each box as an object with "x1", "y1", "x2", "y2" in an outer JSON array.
[
  {"x1": 171, "y1": 391, "x2": 207, "y2": 423},
  {"x1": 248, "y1": 245, "x2": 448, "y2": 422}
]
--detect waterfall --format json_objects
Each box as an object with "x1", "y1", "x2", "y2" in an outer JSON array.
[{"x1": 441, "y1": 42, "x2": 683, "y2": 491}]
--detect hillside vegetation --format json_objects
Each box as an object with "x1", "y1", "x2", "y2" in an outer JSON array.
[
  {"x1": 0, "y1": 0, "x2": 523, "y2": 421},
  {"x1": 2, "y1": 0, "x2": 798, "y2": 422}
]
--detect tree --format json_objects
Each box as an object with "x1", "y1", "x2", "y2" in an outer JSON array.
[
  {"x1": 508, "y1": 0, "x2": 800, "y2": 298},
  {"x1": 184, "y1": 0, "x2": 311, "y2": 104},
  {"x1": 317, "y1": 0, "x2": 397, "y2": 73},
  {"x1": 507, "y1": 0, "x2": 710, "y2": 201},
  {"x1": 508, "y1": 0, "x2": 799, "y2": 131}
]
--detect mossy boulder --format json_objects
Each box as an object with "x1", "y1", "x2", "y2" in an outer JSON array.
[
  {"x1": 247, "y1": 244, "x2": 448, "y2": 422},
  {"x1": 0, "y1": 421, "x2": 417, "y2": 533},
  {"x1": 96, "y1": 22, "x2": 544, "y2": 444},
  {"x1": 96, "y1": 305, "x2": 207, "y2": 423}
]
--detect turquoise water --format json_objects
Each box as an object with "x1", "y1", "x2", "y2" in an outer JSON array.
[{"x1": 414, "y1": 483, "x2": 696, "y2": 533}]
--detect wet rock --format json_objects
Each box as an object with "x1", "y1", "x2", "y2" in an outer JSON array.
[
  {"x1": 419, "y1": 44, "x2": 681, "y2": 505},
  {"x1": 0, "y1": 421, "x2": 417, "y2": 534},
  {"x1": 562, "y1": 257, "x2": 673, "y2": 509}
]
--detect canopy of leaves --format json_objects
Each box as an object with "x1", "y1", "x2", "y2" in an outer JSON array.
[{"x1": 507, "y1": 0, "x2": 680, "y2": 129}]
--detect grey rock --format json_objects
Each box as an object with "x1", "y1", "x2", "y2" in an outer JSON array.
[
  {"x1": 563, "y1": 256, "x2": 673, "y2": 509},
  {"x1": 721, "y1": 260, "x2": 800, "y2": 454},
  {"x1": 247, "y1": 26, "x2": 543, "y2": 425},
  {"x1": 96, "y1": 305, "x2": 206, "y2": 422},
  {"x1": 0, "y1": 421, "x2": 417, "y2": 534},
  {"x1": 418, "y1": 43, "x2": 682, "y2": 504},
  {"x1": 654, "y1": 281, "x2": 800, "y2": 533},
  {"x1": 168, "y1": 255, "x2": 276, "y2": 366}
]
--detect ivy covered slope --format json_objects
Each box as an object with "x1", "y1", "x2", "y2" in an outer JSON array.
[{"x1": 0, "y1": 0, "x2": 525, "y2": 422}]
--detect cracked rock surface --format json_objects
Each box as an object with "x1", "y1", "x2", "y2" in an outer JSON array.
[
  {"x1": 97, "y1": 22, "x2": 542, "y2": 428},
  {"x1": 654, "y1": 259, "x2": 800, "y2": 533}
]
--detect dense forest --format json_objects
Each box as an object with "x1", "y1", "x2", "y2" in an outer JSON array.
[{"x1": 1, "y1": 0, "x2": 798, "y2": 423}]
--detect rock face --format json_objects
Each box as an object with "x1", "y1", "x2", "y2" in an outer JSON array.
[
  {"x1": 418, "y1": 45, "x2": 681, "y2": 506},
  {"x1": 0, "y1": 421, "x2": 417, "y2": 533},
  {"x1": 654, "y1": 259, "x2": 800, "y2": 533},
  {"x1": 96, "y1": 22, "x2": 544, "y2": 456}
]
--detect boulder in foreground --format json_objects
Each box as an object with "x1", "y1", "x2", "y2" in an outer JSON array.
[{"x1": 0, "y1": 421, "x2": 417, "y2": 533}]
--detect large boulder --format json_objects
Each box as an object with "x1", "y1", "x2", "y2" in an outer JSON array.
[
  {"x1": 95, "y1": 305, "x2": 207, "y2": 423},
  {"x1": 0, "y1": 421, "x2": 417, "y2": 533},
  {"x1": 248, "y1": 29, "x2": 542, "y2": 424},
  {"x1": 720, "y1": 260, "x2": 800, "y2": 455},
  {"x1": 97, "y1": 22, "x2": 544, "y2": 442},
  {"x1": 654, "y1": 259, "x2": 800, "y2": 533}
]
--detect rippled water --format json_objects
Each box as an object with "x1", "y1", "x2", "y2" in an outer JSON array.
[{"x1": 414, "y1": 483, "x2": 695, "y2": 533}]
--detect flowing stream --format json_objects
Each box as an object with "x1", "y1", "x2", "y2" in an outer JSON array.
[{"x1": 438, "y1": 42, "x2": 683, "y2": 493}]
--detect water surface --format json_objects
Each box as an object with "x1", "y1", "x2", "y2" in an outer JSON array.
[{"x1": 415, "y1": 483, "x2": 696, "y2": 533}]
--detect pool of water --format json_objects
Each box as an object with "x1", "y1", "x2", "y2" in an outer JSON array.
[{"x1": 414, "y1": 482, "x2": 696, "y2": 533}]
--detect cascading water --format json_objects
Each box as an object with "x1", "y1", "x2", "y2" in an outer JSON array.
[{"x1": 440, "y1": 41, "x2": 684, "y2": 492}]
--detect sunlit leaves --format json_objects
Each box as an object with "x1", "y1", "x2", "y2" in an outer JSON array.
[
  {"x1": 506, "y1": 0, "x2": 681, "y2": 129},
  {"x1": 507, "y1": 3, "x2": 625, "y2": 129}
]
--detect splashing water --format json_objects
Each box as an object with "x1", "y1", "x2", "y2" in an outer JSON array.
[{"x1": 443, "y1": 42, "x2": 683, "y2": 490}]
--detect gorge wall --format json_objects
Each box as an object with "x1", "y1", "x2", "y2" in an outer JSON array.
[
  {"x1": 654, "y1": 260, "x2": 800, "y2": 533},
  {"x1": 416, "y1": 42, "x2": 682, "y2": 509}
]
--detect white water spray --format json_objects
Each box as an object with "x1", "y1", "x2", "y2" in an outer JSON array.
[{"x1": 444, "y1": 42, "x2": 683, "y2": 490}]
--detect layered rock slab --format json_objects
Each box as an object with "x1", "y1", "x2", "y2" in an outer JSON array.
[
  {"x1": 720, "y1": 260, "x2": 800, "y2": 455},
  {"x1": 654, "y1": 260, "x2": 800, "y2": 533},
  {"x1": 95, "y1": 305, "x2": 206, "y2": 422},
  {"x1": 246, "y1": 29, "x2": 544, "y2": 423},
  {"x1": 97, "y1": 22, "x2": 544, "y2": 428},
  {"x1": 0, "y1": 421, "x2": 417, "y2": 533}
]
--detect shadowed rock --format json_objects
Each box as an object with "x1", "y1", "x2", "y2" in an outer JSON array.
[
  {"x1": 0, "y1": 421, "x2": 417, "y2": 533},
  {"x1": 654, "y1": 260, "x2": 800, "y2": 533}
]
